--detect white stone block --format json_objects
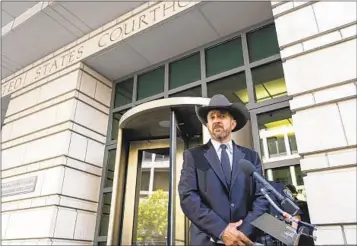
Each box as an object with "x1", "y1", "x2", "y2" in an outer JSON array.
[
  {"x1": 38, "y1": 71, "x2": 79, "y2": 103},
  {"x1": 272, "y1": 2, "x2": 293, "y2": 16},
  {"x1": 59, "y1": 196, "x2": 98, "y2": 212},
  {"x1": 79, "y1": 72, "x2": 97, "y2": 98},
  {"x1": 289, "y1": 93, "x2": 315, "y2": 110},
  {"x1": 23, "y1": 131, "x2": 71, "y2": 166},
  {"x1": 53, "y1": 207, "x2": 77, "y2": 239},
  {"x1": 274, "y1": 5, "x2": 318, "y2": 46},
  {"x1": 341, "y1": 24, "x2": 357, "y2": 39},
  {"x1": 303, "y1": 31, "x2": 341, "y2": 51},
  {"x1": 17, "y1": 199, "x2": 32, "y2": 209},
  {"x1": 2, "y1": 212, "x2": 10, "y2": 238},
  {"x1": 300, "y1": 153, "x2": 328, "y2": 171},
  {"x1": 94, "y1": 82, "x2": 112, "y2": 107},
  {"x1": 283, "y1": 39, "x2": 357, "y2": 95},
  {"x1": 41, "y1": 167, "x2": 65, "y2": 196},
  {"x1": 68, "y1": 132, "x2": 88, "y2": 161},
  {"x1": 85, "y1": 139, "x2": 105, "y2": 167},
  {"x1": 74, "y1": 100, "x2": 108, "y2": 135},
  {"x1": 1, "y1": 122, "x2": 14, "y2": 142},
  {"x1": 313, "y1": 83, "x2": 357, "y2": 105},
  {"x1": 292, "y1": 1, "x2": 307, "y2": 8},
  {"x1": 314, "y1": 225, "x2": 345, "y2": 245},
  {"x1": 61, "y1": 167, "x2": 101, "y2": 202},
  {"x1": 9, "y1": 104, "x2": 58, "y2": 140},
  {"x1": 1, "y1": 143, "x2": 27, "y2": 170},
  {"x1": 51, "y1": 239, "x2": 93, "y2": 245},
  {"x1": 328, "y1": 148, "x2": 357, "y2": 168},
  {"x1": 280, "y1": 43, "x2": 304, "y2": 58},
  {"x1": 305, "y1": 167, "x2": 356, "y2": 224},
  {"x1": 338, "y1": 99, "x2": 357, "y2": 145},
  {"x1": 5, "y1": 206, "x2": 56, "y2": 239},
  {"x1": 56, "y1": 99, "x2": 76, "y2": 122},
  {"x1": 66, "y1": 157, "x2": 102, "y2": 176},
  {"x1": 74, "y1": 211, "x2": 96, "y2": 241},
  {"x1": 31, "y1": 197, "x2": 47, "y2": 207},
  {"x1": 313, "y1": 2, "x2": 357, "y2": 33},
  {"x1": 6, "y1": 88, "x2": 40, "y2": 116},
  {"x1": 344, "y1": 225, "x2": 357, "y2": 245},
  {"x1": 293, "y1": 104, "x2": 347, "y2": 153}
]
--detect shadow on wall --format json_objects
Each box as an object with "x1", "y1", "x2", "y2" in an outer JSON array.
[{"x1": 1, "y1": 94, "x2": 11, "y2": 129}]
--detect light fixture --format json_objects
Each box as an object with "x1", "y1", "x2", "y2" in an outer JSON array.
[{"x1": 158, "y1": 120, "x2": 170, "y2": 128}]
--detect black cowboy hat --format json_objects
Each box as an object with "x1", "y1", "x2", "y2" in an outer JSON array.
[{"x1": 195, "y1": 94, "x2": 249, "y2": 132}]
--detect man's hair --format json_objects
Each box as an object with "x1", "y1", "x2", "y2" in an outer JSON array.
[{"x1": 285, "y1": 184, "x2": 297, "y2": 194}]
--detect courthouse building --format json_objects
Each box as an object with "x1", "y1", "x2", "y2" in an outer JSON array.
[{"x1": 1, "y1": 1, "x2": 356, "y2": 245}]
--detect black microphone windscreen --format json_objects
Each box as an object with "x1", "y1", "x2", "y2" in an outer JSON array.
[{"x1": 239, "y1": 159, "x2": 256, "y2": 175}]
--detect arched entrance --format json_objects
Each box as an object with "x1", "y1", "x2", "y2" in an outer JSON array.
[{"x1": 106, "y1": 97, "x2": 252, "y2": 245}]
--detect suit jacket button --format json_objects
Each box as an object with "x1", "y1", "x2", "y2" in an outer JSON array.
[{"x1": 231, "y1": 203, "x2": 234, "y2": 207}]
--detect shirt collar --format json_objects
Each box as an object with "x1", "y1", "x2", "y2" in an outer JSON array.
[{"x1": 211, "y1": 139, "x2": 233, "y2": 154}]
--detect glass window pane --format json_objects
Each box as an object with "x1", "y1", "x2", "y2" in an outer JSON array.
[
  {"x1": 111, "y1": 110, "x2": 128, "y2": 140},
  {"x1": 137, "y1": 67, "x2": 165, "y2": 100},
  {"x1": 295, "y1": 165, "x2": 304, "y2": 186},
  {"x1": 105, "y1": 150, "x2": 116, "y2": 188},
  {"x1": 114, "y1": 78, "x2": 133, "y2": 108},
  {"x1": 247, "y1": 23, "x2": 280, "y2": 62},
  {"x1": 288, "y1": 134, "x2": 298, "y2": 154},
  {"x1": 133, "y1": 149, "x2": 169, "y2": 245},
  {"x1": 207, "y1": 72, "x2": 247, "y2": 104},
  {"x1": 205, "y1": 38, "x2": 244, "y2": 77},
  {"x1": 170, "y1": 86, "x2": 201, "y2": 98},
  {"x1": 153, "y1": 170, "x2": 169, "y2": 191},
  {"x1": 99, "y1": 192, "x2": 112, "y2": 236},
  {"x1": 140, "y1": 170, "x2": 150, "y2": 191},
  {"x1": 169, "y1": 53, "x2": 201, "y2": 89},
  {"x1": 252, "y1": 61, "x2": 287, "y2": 103},
  {"x1": 257, "y1": 108, "x2": 295, "y2": 162},
  {"x1": 272, "y1": 166, "x2": 292, "y2": 185}
]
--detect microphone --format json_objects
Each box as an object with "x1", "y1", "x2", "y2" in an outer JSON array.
[{"x1": 240, "y1": 159, "x2": 300, "y2": 216}]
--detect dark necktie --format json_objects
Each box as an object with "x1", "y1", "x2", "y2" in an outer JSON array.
[{"x1": 220, "y1": 144, "x2": 231, "y2": 186}]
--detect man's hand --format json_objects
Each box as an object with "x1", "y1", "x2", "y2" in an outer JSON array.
[{"x1": 221, "y1": 220, "x2": 253, "y2": 246}]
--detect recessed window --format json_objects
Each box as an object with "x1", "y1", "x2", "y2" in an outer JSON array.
[
  {"x1": 104, "y1": 149, "x2": 116, "y2": 188},
  {"x1": 247, "y1": 24, "x2": 280, "y2": 62},
  {"x1": 99, "y1": 192, "x2": 112, "y2": 236},
  {"x1": 111, "y1": 110, "x2": 128, "y2": 140},
  {"x1": 137, "y1": 67, "x2": 165, "y2": 100},
  {"x1": 252, "y1": 61, "x2": 287, "y2": 103},
  {"x1": 207, "y1": 73, "x2": 247, "y2": 104},
  {"x1": 257, "y1": 108, "x2": 298, "y2": 162},
  {"x1": 114, "y1": 78, "x2": 133, "y2": 108},
  {"x1": 205, "y1": 38, "x2": 244, "y2": 77},
  {"x1": 170, "y1": 86, "x2": 201, "y2": 98},
  {"x1": 169, "y1": 53, "x2": 201, "y2": 90}
]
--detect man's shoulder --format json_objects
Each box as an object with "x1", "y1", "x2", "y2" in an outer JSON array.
[
  {"x1": 185, "y1": 143, "x2": 209, "y2": 153},
  {"x1": 234, "y1": 143, "x2": 259, "y2": 157}
]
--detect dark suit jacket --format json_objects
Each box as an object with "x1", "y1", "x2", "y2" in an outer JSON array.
[{"x1": 178, "y1": 140, "x2": 269, "y2": 245}]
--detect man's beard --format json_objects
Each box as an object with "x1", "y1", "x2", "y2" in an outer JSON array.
[{"x1": 209, "y1": 125, "x2": 230, "y2": 141}]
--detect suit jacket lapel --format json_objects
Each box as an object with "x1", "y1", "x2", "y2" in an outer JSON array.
[
  {"x1": 231, "y1": 144, "x2": 246, "y2": 189},
  {"x1": 204, "y1": 141, "x2": 229, "y2": 191}
]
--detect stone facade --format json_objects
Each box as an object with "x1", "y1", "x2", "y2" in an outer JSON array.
[
  {"x1": 272, "y1": 1, "x2": 357, "y2": 245},
  {"x1": 1, "y1": 1, "x2": 356, "y2": 245},
  {"x1": 1, "y1": 63, "x2": 112, "y2": 244}
]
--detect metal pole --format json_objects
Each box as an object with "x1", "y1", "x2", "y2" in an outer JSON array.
[{"x1": 167, "y1": 110, "x2": 176, "y2": 246}]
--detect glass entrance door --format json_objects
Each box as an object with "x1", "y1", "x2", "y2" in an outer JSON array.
[{"x1": 121, "y1": 138, "x2": 187, "y2": 245}]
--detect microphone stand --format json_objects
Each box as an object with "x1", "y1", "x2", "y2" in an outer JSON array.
[{"x1": 260, "y1": 187, "x2": 317, "y2": 245}]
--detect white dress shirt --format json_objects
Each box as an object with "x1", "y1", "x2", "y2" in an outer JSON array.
[{"x1": 211, "y1": 138, "x2": 234, "y2": 169}]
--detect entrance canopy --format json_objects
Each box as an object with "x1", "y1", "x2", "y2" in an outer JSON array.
[
  {"x1": 119, "y1": 97, "x2": 210, "y2": 141},
  {"x1": 83, "y1": 1, "x2": 273, "y2": 81}
]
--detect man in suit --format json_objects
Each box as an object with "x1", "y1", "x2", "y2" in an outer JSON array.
[{"x1": 178, "y1": 94, "x2": 269, "y2": 246}]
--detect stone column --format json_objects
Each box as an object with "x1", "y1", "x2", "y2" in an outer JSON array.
[
  {"x1": 1, "y1": 63, "x2": 112, "y2": 245},
  {"x1": 271, "y1": 1, "x2": 356, "y2": 245}
]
